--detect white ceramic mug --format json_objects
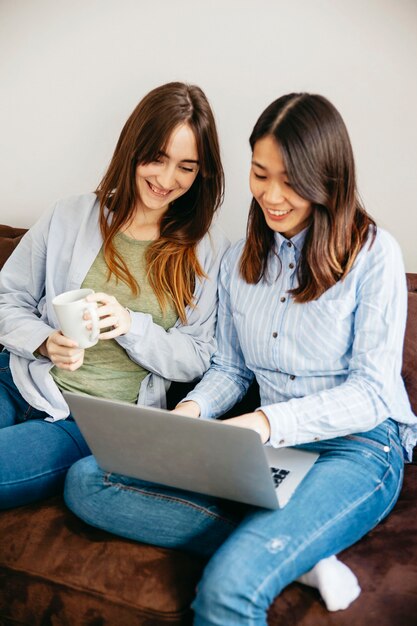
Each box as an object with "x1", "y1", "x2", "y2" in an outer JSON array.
[{"x1": 52, "y1": 288, "x2": 100, "y2": 349}]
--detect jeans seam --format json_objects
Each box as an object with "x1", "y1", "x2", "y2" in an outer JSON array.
[
  {"x1": 388, "y1": 429, "x2": 404, "y2": 458},
  {"x1": 377, "y1": 463, "x2": 404, "y2": 522},
  {"x1": 1, "y1": 465, "x2": 72, "y2": 486},
  {"x1": 23, "y1": 404, "x2": 35, "y2": 420},
  {"x1": 102, "y1": 473, "x2": 237, "y2": 527},
  {"x1": 248, "y1": 458, "x2": 400, "y2": 622}
]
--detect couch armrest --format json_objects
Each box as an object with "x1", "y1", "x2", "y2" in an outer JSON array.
[{"x1": 0, "y1": 225, "x2": 27, "y2": 270}]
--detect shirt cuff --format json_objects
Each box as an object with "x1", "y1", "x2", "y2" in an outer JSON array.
[
  {"x1": 116, "y1": 310, "x2": 151, "y2": 347},
  {"x1": 260, "y1": 403, "x2": 299, "y2": 448},
  {"x1": 26, "y1": 325, "x2": 56, "y2": 359},
  {"x1": 181, "y1": 391, "x2": 214, "y2": 419}
]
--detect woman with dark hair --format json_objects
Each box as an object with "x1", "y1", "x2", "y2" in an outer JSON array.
[
  {"x1": 0, "y1": 81, "x2": 228, "y2": 509},
  {"x1": 65, "y1": 92, "x2": 416, "y2": 622}
]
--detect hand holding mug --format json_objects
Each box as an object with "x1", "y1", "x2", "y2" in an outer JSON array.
[
  {"x1": 52, "y1": 288, "x2": 100, "y2": 349},
  {"x1": 84, "y1": 292, "x2": 131, "y2": 340},
  {"x1": 39, "y1": 331, "x2": 85, "y2": 371}
]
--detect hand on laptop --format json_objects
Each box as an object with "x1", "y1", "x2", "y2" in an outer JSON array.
[
  {"x1": 224, "y1": 411, "x2": 271, "y2": 444},
  {"x1": 172, "y1": 401, "x2": 201, "y2": 418},
  {"x1": 172, "y1": 404, "x2": 271, "y2": 442}
]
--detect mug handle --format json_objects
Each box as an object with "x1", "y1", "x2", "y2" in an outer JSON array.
[{"x1": 84, "y1": 302, "x2": 100, "y2": 342}]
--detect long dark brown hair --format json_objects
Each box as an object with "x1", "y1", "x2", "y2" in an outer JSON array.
[
  {"x1": 240, "y1": 93, "x2": 376, "y2": 301},
  {"x1": 96, "y1": 82, "x2": 224, "y2": 322}
]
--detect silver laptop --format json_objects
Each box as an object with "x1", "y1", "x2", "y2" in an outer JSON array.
[{"x1": 65, "y1": 392, "x2": 319, "y2": 509}]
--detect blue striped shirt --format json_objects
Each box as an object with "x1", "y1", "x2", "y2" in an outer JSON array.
[{"x1": 186, "y1": 227, "x2": 417, "y2": 460}]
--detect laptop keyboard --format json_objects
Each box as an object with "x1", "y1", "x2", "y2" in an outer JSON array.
[{"x1": 270, "y1": 467, "x2": 290, "y2": 488}]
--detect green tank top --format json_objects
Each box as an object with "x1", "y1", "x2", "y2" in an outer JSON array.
[{"x1": 51, "y1": 233, "x2": 178, "y2": 403}]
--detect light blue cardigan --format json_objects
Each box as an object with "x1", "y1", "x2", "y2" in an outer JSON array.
[{"x1": 0, "y1": 194, "x2": 230, "y2": 420}]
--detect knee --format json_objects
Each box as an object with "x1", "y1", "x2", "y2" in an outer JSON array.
[{"x1": 64, "y1": 455, "x2": 104, "y2": 520}]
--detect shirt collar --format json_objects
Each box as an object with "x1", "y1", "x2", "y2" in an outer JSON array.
[{"x1": 273, "y1": 226, "x2": 309, "y2": 254}]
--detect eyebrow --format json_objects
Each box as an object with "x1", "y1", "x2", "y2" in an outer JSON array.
[
  {"x1": 159, "y1": 150, "x2": 199, "y2": 164},
  {"x1": 251, "y1": 159, "x2": 287, "y2": 174},
  {"x1": 252, "y1": 160, "x2": 266, "y2": 170}
]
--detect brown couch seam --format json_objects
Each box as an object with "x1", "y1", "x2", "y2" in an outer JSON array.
[{"x1": 0, "y1": 565, "x2": 190, "y2": 619}]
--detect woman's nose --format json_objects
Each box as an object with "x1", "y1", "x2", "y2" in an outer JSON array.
[
  {"x1": 156, "y1": 165, "x2": 176, "y2": 189},
  {"x1": 264, "y1": 181, "x2": 285, "y2": 204}
]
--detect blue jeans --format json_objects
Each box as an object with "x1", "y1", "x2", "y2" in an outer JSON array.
[
  {"x1": 65, "y1": 418, "x2": 404, "y2": 626},
  {"x1": 0, "y1": 351, "x2": 90, "y2": 509}
]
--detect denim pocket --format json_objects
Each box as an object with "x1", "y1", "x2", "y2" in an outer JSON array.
[
  {"x1": 344, "y1": 426, "x2": 404, "y2": 494},
  {"x1": 345, "y1": 420, "x2": 402, "y2": 458},
  {"x1": 344, "y1": 433, "x2": 390, "y2": 453}
]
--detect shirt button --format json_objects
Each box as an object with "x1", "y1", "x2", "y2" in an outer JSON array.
[
  {"x1": 280, "y1": 296, "x2": 286, "y2": 303},
  {"x1": 383, "y1": 446, "x2": 390, "y2": 452},
  {"x1": 287, "y1": 241, "x2": 292, "y2": 247},
  {"x1": 279, "y1": 439, "x2": 285, "y2": 445},
  {"x1": 272, "y1": 332, "x2": 278, "y2": 338},
  {"x1": 289, "y1": 263, "x2": 295, "y2": 269},
  {"x1": 314, "y1": 436, "x2": 320, "y2": 441},
  {"x1": 289, "y1": 375, "x2": 296, "y2": 380}
]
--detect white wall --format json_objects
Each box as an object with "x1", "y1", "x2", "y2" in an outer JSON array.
[{"x1": 1, "y1": 0, "x2": 416, "y2": 270}]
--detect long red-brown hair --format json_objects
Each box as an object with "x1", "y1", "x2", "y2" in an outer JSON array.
[
  {"x1": 240, "y1": 93, "x2": 376, "y2": 301},
  {"x1": 96, "y1": 82, "x2": 224, "y2": 322}
]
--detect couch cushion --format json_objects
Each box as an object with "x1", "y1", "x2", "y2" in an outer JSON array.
[{"x1": 0, "y1": 496, "x2": 204, "y2": 625}]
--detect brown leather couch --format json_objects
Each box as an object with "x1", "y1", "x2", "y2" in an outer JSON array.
[{"x1": 1, "y1": 224, "x2": 416, "y2": 626}]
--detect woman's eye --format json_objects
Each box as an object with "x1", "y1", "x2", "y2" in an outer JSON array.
[
  {"x1": 254, "y1": 173, "x2": 267, "y2": 180},
  {"x1": 180, "y1": 166, "x2": 195, "y2": 173}
]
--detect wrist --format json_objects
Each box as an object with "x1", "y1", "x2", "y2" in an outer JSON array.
[
  {"x1": 255, "y1": 410, "x2": 271, "y2": 443},
  {"x1": 37, "y1": 339, "x2": 49, "y2": 358},
  {"x1": 123, "y1": 307, "x2": 131, "y2": 334},
  {"x1": 175, "y1": 400, "x2": 201, "y2": 418}
]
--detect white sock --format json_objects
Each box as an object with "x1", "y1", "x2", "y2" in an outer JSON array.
[{"x1": 296, "y1": 555, "x2": 361, "y2": 611}]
